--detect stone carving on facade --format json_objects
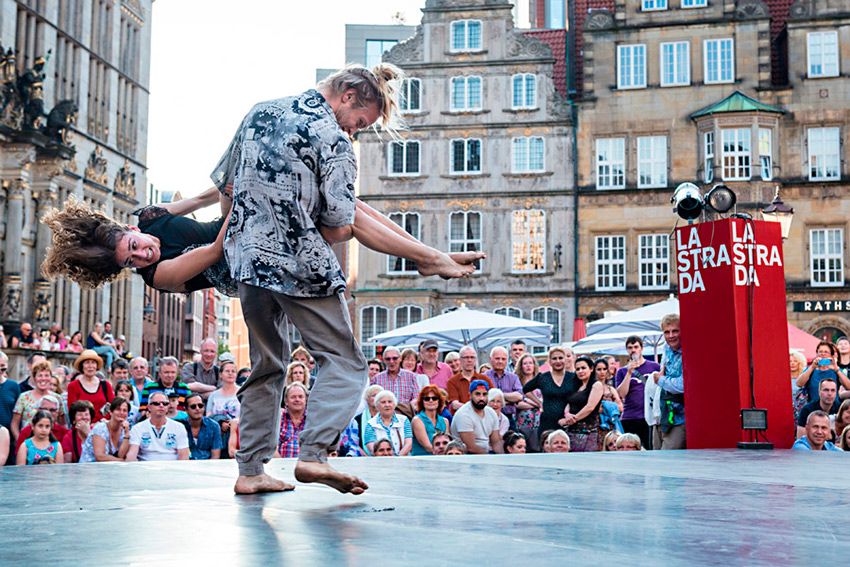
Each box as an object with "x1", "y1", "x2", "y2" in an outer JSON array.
[
  {"x1": 121, "y1": 0, "x2": 146, "y2": 21},
  {"x1": 1, "y1": 278, "x2": 22, "y2": 321},
  {"x1": 113, "y1": 159, "x2": 137, "y2": 198},
  {"x1": 585, "y1": 10, "x2": 615, "y2": 31},
  {"x1": 507, "y1": 33, "x2": 552, "y2": 59},
  {"x1": 446, "y1": 198, "x2": 486, "y2": 211},
  {"x1": 0, "y1": 47, "x2": 23, "y2": 130},
  {"x1": 85, "y1": 146, "x2": 109, "y2": 186},
  {"x1": 32, "y1": 284, "x2": 51, "y2": 324},
  {"x1": 384, "y1": 30, "x2": 424, "y2": 64},
  {"x1": 45, "y1": 100, "x2": 78, "y2": 146},
  {"x1": 735, "y1": 0, "x2": 770, "y2": 19},
  {"x1": 788, "y1": 0, "x2": 812, "y2": 19},
  {"x1": 397, "y1": 199, "x2": 424, "y2": 212}
]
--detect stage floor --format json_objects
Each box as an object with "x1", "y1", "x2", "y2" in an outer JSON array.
[{"x1": 0, "y1": 450, "x2": 846, "y2": 565}]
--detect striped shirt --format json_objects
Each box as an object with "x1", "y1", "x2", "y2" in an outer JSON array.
[
  {"x1": 139, "y1": 380, "x2": 191, "y2": 412},
  {"x1": 370, "y1": 370, "x2": 421, "y2": 405}
]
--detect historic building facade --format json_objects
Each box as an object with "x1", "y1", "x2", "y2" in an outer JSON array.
[
  {"x1": 571, "y1": 0, "x2": 850, "y2": 339},
  {"x1": 354, "y1": 0, "x2": 575, "y2": 357},
  {"x1": 0, "y1": 0, "x2": 152, "y2": 354}
]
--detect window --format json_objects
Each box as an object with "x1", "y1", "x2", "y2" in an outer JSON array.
[
  {"x1": 660, "y1": 42, "x2": 690, "y2": 86},
  {"x1": 759, "y1": 129, "x2": 772, "y2": 181},
  {"x1": 721, "y1": 128, "x2": 751, "y2": 181},
  {"x1": 596, "y1": 138, "x2": 626, "y2": 189},
  {"x1": 495, "y1": 307, "x2": 522, "y2": 318},
  {"x1": 808, "y1": 31, "x2": 839, "y2": 78},
  {"x1": 532, "y1": 307, "x2": 560, "y2": 354},
  {"x1": 388, "y1": 141, "x2": 420, "y2": 176},
  {"x1": 639, "y1": 234, "x2": 669, "y2": 290},
  {"x1": 512, "y1": 210, "x2": 546, "y2": 273},
  {"x1": 512, "y1": 73, "x2": 537, "y2": 109},
  {"x1": 387, "y1": 213, "x2": 420, "y2": 273},
  {"x1": 450, "y1": 76, "x2": 483, "y2": 111},
  {"x1": 681, "y1": 0, "x2": 706, "y2": 7},
  {"x1": 703, "y1": 131, "x2": 715, "y2": 183},
  {"x1": 360, "y1": 306, "x2": 388, "y2": 358},
  {"x1": 451, "y1": 139, "x2": 482, "y2": 174},
  {"x1": 395, "y1": 305, "x2": 423, "y2": 328},
  {"x1": 451, "y1": 20, "x2": 482, "y2": 52},
  {"x1": 810, "y1": 228, "x2": 844, "y2": 287},
  {"x1": 618, "y1": 44, "x2": 646, "y2": 89},
  {"x1": 642, "y1": 0, "x2": 667, "y2": 10},
  {"x1": 704, "y1": 38, "x2": 735, "y2": 84},
  {"x1": 595, "y1": 235, "x2": 626, "y2": 291},
  {"x1": 637, "y1": 136, "x2": 668, "y2": 188},
  {"x1": 512, "y1": 137, "x2": 545, "y2": 173},
  {"x1": 449, "y1": 211, "x2": 483, "y2": 272},
  {"x1": 365, "y1": 39, "x2": 398, "y2": 68},
  {"x1": 400, "y1": 78, "x2": 422, "y2": 112},
  {"x1": 808, "y1": 127, "x2": 840, "y2": 181},
  {"x1": 545, "y1": 0, "x2": 566, "y2": 28}
]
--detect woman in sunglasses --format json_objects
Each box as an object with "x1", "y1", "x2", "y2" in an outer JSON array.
[{"x1": 411, "y1": 385, "x2": 449, "y2": 455}]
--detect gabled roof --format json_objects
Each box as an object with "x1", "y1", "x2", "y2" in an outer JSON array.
[
  {"x1": 522, "y1": 29, "x2": 567, "y2": 98},
  {"x1": 690, "y1": 91, "x2": 785, "y2": 119}
]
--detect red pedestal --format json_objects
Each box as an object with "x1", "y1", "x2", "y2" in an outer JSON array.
[{"x1": 676, "y1": 219, "x2": 794, "y2": 449}]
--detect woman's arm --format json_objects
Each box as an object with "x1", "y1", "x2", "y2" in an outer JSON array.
[
  {"x1": 92, "y1": 434, "x2": 121, "y2": 462},
  {"x1": 16, "y1": 443, "x2": 27, "y2": 465},
  {"x1": 410, "y1": 417, "x2": 432, "y2": 454},
  {"x1": 152, "y1": 211, "x2": 230, "y2": 292},
  {"x1": 90, "y1": 331, "x2": 108, "y2": 346},
  {"x1": 55, "y1": 447, "x2": 64, "y2": 464},
  {"x1": 399, "y1": 437, "x2": 413, "y2": 456},
  {"x1": 0, "y1": 427, "x2": 9, "y2": 465},
  {"x1": 610, "y1": 386, "x2": 624, "y2": 413},
  {"x1": 9, "y1": 413, "x2": 21, "y2": 441},
  {"x1": 571, "y1": 383, "x2": 605, "y2": 423},
  {"x1": 158, "y1": 186, "x2": 221, "y2": 217},
  {"x1": 796, "y1": 364, "x2": 815, "y2": 388}
]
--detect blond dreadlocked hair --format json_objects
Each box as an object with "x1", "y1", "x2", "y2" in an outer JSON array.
[{"x1": 318, "y1": 63, "x2": 406, "y2": 138}]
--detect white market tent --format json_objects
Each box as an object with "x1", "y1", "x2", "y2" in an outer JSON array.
[{"x1": 369, "y1": 306, "x2": 552, "y2": 353}]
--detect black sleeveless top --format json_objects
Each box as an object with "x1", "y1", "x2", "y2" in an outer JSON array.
[
  {"x1": 567, "y1": 382, "x2": 601, "y2": 432},
  {"x1": 134, "y1": 206, "x2": 235, "y2": 295}
]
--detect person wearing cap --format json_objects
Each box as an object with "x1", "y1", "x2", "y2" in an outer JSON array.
[
  {"x1": 446, "y1": 346, "x2": 493, "y2": 413},
  {"x1": 449, "y1": 379, "x2": 503, "y2": 454},
  {"x1": 67, "y1": 349, "x2": 114, "y2": 420},
  {"x1": 415, "y1": 339, "x2": 453, "y2": 390}
]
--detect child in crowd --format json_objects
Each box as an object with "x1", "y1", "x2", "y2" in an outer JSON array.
[{"x1": 16, "y1": 410, "x2": 63, "y2": 465}]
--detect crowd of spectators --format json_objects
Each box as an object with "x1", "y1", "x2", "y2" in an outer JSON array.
[{"x1": 1, "y1": 312, "x2": 846, "y2": 467}]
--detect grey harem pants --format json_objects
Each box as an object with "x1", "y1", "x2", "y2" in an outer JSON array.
[{"x1": 235, "y1": 283, "x2": 368, "y2": 476}]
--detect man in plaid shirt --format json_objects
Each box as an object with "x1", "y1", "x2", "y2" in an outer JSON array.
[{"x1": 369, "y1": 347, "x2": 421, "y2": 416}]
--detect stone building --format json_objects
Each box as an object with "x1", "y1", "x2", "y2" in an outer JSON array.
[
  {"x1": 354, "y1": 0, "x2": 575, "y2": 357},
  {"x1": 0, "y1": 0, "x2": 152, "y2": 354},
  {"x1": 571, "y1": 0, "x2": 850, "y2": 340}
]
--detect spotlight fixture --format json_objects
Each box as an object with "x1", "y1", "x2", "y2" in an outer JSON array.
[
  {"x1": 705, "y1": 184, "x2": 737, "y2": 214},
  {"x1": 671, "y1": 182, "x2": 704, "y2": 221}
]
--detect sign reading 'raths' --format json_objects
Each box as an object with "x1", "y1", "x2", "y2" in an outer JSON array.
[{"x1": 676, "y1": 222, "x2": 783, "y2": 294}]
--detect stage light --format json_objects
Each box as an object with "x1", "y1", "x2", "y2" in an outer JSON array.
[
  {"x1": 705, "y1": 184, "x2": 737, "y2": 214},
  {"x1": 671, "y1": 182, "x2": 704, "y2": 220},
  {"x1": 738, "y1": 408, "x2": 773, "y2": 450}
]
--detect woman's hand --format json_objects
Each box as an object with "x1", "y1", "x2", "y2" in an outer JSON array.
[
  {"x1": 121, "y1": 420, "x2": 130, "y2": 435},
  {"x1": 76, "y1": 421, "x2": 91, "y2": 437}
]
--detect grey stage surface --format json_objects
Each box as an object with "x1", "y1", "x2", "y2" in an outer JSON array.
[{"x1": 0, "y1": 450, "x2": 846, "y2": 566}]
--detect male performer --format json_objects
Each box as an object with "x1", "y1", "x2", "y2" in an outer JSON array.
[{"x1": 213, "y1": 64, "x2": 483, "y2": 494}]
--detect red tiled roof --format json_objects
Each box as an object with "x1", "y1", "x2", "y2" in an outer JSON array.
[{"x1": 523, "y1": 29, "x2": 568, "y2": 98}]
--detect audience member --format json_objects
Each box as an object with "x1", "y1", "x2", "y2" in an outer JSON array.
[
  {"x1": 652, "y1": 314, "x2": 686, "y2": 450},
  {"x1": 444, "y1": 351, "x2": 461, "y2": 375},
  {"x1": 140, "y1": 357, "x2": 190, "y2": 413},
  {"x1": 182, "y1": 338, "x2": 220, "y2": 399},
  {"x1": 0, "y1": 352, "x2": 20, "y2": 438},
  {"x1": 80, "y1": 397, "x2": 132, "y2": 462},
  {"x1": 236, "y1": 367, "x2": 251, "y2": 387},
  {"x1": 370, "y1": 346, "x2": 421, "y2": 418},
  {"x1": 86, "y1": 322, "x2": 119, "y2": 369},
  {"x1": 278, "y1": 382, "x2": 308, "y2": 458},
  {"x1": 504, "y1": 430, "x2": 527, "y2": 454},
  {"x1": 522, "y1": 346, "x2": 577, "y2": 445},
  {"x1": 450, "y1": 380, "x2": 503, "y2": 454},
  {"x1": 833, "y1": 400, "x2": 850, "y2": 441},
  {"x1": 563, "y1": 347, "x2": 576, "y2": 373},
  {"x1": 792, "y1": 411, "x2": 842, "y2": 451},
  {"x1": 371, "y1": 438, "x2": 394, "y2": 457},
  {"x1": 508, "y1": 340, "x2": 526, "y2": 373},
  {"x1": 179, "y1": 394, "x2": 222, "y2": 460},
  {"x1": 483, "y1": 347, "x2": 523, "y2": 426},
  {"x1": 836, "y1": 336, "x2": 850, "y2": 378},
  {"x1": 614, "y1": 336, "x2": 660, "y2": 449},
  {"x1": 67, "y1": 350, "x2": 114, "y2": 420},
  {"x1": 561, "y1": 356, "x2": 604, "y2": 452},
  {"x1": 14, "y1": 395, "x2": 67, "y2": 454},
  {"x1": 166, "y1": 392, "x2": 188, "y2": 421},
  {"x1": 114, "y1": 381, "x2": 141, "y2": 425},
  {"x1": 284, "y1": 361, "x2": 310, "y2": 389},
  {"x1": 446, "y1": 346, "x2": 493, "y2": 413},
  {"x1": 207, "y1": 360, "x2": 241, "y2": 423},
  {"x1": 547, "y1": 430, "x2": 570, "y2": 453},
  {"x1": 16, "y1": 410, "x2": 62, "y2": 465},
  {"x1": 110, "y1": 359, "x2": 130, "y2": 385},
  {"x1": 129, "y1": 357, "x2": 152, "y2": 405},
  {"x1": 415, "y1": 339, "x2": 452, "y2": 390},
  {"x1": 514, "y1": 353, "x2": 542, "y2": 452},
  {"x1": 341, "y1": 385, "x2": 383, "y2": 457},
  {"x1": 444, "y1": 439, "x2": 466, "y2": 455},
  {"x1": 487, "y1": 388, "x2": 510, "y2": 436},
  {"x1": 0, "y1": 325, "x2": 6, "y2": 349},
  {"x1": 0, "y1": 424, "x2": 8, "y2": 464},
  {"x1": 367, "y1": 359, "x2": 384, "y2": 380},
  {"x1": 615, "y1": 433, "x2": 643, "y2": 451},
  {"x1": 66, "y1": 331, "x2": 84, "y2": 353},
  {"x1": 431, "y1": 432, "x2": 452, "y2": 455},
  {"x1": 364, "y1": 390, "x2": 412, "y2": 456},
  {"x1": 603, "y1": 430, "x2": 621, "y2": 452},
  {"x1": 411, "y1": 385, "x2": 449, "y2": 455},
  {"x1": 796, "y1": 341, "x2": 850, "y2": 403},
  {"x1": 837, "y1": 424, "x2": 850, "y2": 450},
  {"x1": 10, "y1": 322, "x2": 38, "y2": 349},
  {"x1": 595, "y1": 358, "x2": 624, "y2": 435},
  {"x1": 18, "y1": 351, "x2": 47, "y2": 393},
  {"x1": 10, "y1": 360, "x2": 55, "y2": 439},
  {"x1": 790, "y1": 349, "x2": 808, "y2": 420},
  {"x1": 126, "y1": 391, "x2": 189, "y2": 461},
  {"x1": 401, "y1": 348, "x2": 430, "y2": 390},
  {"x1": 62, "y1": 400, "x2": 95, "y2": 463},
  {"x1": 796, "y1": 378, "x2": 840, "y2": 439}
]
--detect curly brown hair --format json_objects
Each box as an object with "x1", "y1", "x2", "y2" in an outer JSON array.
[{"x1": 41, "y1": 197, "x2": 131, "y2": 288}]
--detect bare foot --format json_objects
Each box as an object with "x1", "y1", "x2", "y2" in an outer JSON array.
[
  {"x1": 449, "y1": 251, "x2": 486, "y2": 267},
  {"x1": 294, "y1": 460, "x2": 369, "y2": 495},
  {"x1": 234, "y1": 473, "x2": 295, "y2": 495},
  {"x1": 418, "y1": 251, "x2": 484, "y2": 280}
]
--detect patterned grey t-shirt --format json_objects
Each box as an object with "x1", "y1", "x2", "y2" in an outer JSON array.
[{"x1": 211, "y1": 89, "x2": 356, "y2": 298}]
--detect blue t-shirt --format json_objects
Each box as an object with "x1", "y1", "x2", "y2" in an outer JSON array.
[
  {"x1": 792, "y1": 436, "x2": 842, "y2": 452},
  {"x1": 0, "y1": 379, "x2": 21, "y2": 429},
  {"x1": 804, "y1": 367, "x2": 839, "y2": 402}
]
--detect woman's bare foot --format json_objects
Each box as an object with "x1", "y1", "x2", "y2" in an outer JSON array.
[
  {"x1": 234, "y1": 473, "x2": 295, "y2": 495},
  {"x1": 418, "y1": 250, "x2": 485, "y2": 279},
  {"x1": 449, "y1": 251, "x2": 486, "y2": 267},
  {"x1": 294, "y1": 461, "x2": 369, "y2": 495}
]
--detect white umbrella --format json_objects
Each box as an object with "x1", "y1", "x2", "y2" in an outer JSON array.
[
  {"x1": 569, "y1": 330, "x2": 664, "y2": 356},
  {"x1": 585, "y1": 294, "x2": 679, "y2": 337},
  {"x1": 369, "y1": 306, "x2": 552, "y2": 353}
]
